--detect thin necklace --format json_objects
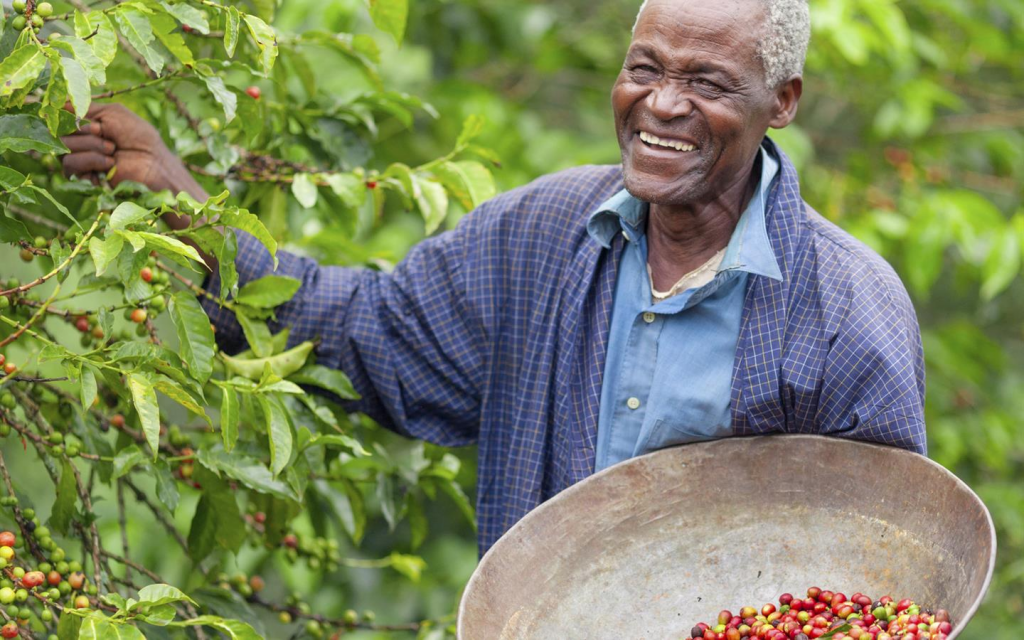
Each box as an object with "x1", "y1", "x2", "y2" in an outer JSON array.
[{"x1": 648, "y1": 247, "x2": 725, "y2": 302}]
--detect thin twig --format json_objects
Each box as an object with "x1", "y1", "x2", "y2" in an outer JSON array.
[
  {"x1": 117, "y1": 481, "x2": 130, "y2": 585},
  {"x1": 123, "y1": 479, "x2": 188, "y2": 552}
]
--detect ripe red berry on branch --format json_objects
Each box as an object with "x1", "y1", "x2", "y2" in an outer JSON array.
[
  {"x1": 246, "y1": 86, "x2": 261, "y2": 100},
  {"x1": 130, "y1": 308, "x2": 148, "y2": 324},
  {"x1": 140, "y1": 267, "x2": 153, "y2": 282},
  {"x1": 75, "y1": 316, "x2": 91, "y2": 332}
]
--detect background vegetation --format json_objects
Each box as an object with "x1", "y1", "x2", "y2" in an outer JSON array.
[{"x1": 0, "y1": 0, "x2": 1021, "y2": 638}]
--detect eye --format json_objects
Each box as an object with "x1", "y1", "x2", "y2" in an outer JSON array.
[
  {"x1": 629, "y1": 64, "x2": 660, "y2": 81},
  {"x1": 692, "y1": 78, "x2": 724, "y2": 96}
]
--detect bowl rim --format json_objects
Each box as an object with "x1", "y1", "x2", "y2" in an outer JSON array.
[{"x1": 457, "y1": 434, "x2": 998, "y2": 639}]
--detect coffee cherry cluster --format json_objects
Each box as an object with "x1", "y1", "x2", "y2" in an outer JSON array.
[
  {"x1": 9, "y1": 0, "x2": 52, "y2": 34},
  {"x1": 690, "y1": 588, "x2": 954, "y2": 640},
  {"x1": 0, "y1": 524, "x2": 95, "y2": 640}
]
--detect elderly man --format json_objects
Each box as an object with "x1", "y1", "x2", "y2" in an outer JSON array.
[{"x1": 61, "y1": 0, "x2": 925, "y2": 554}]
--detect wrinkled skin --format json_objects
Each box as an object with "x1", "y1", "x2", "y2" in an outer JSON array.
[{"x1": 612, "y1": 0, "x2": 802, "y2": 284}]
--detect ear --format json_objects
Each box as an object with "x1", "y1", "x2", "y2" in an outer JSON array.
[{"x1": 768, "y1": 75, "x2": 802, "y2": 129}]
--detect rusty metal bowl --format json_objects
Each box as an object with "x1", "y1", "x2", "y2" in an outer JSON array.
[{"x1": 458, "y1": 435, "x2": 996, "y2": 639}]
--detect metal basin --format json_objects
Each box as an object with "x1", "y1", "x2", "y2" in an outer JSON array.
[{"x1": 458, "y1": 435, "x2": 996, "y2": 639}]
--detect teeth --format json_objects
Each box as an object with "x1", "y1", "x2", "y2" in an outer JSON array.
[{"x1": 639, "y1": 130, "x2": 695, "y2": 152}]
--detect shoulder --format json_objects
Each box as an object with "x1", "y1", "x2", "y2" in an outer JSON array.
[
  {"x1": 464, "y1": 165, "x2": 623, "y2": 236},
  {"x1": 794, "y1": 205, "x2": 918, "y2": 335}
]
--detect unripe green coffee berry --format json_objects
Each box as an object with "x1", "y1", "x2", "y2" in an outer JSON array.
[
  {"x1": 33, "y1": 236, "x2": 48, "y2": 249},
  {"x1": 41, "y1": 608, "x2": 52, "y2": 622},
  {"x1": 12, "y1": 0, "x2": 26, "y2": 12},
  {"x1": 21, "y1": 509, "x2": 34, "y2": 520},
  {"x1": 14, "y1": 589, "x2": 27, "y2": 602},
  {"x1": 9, "y1": 569, "x2": 21, "y2": 580},
  {"x1": 38, "y1": 564, "x2": 51, "y2": 574},
  {"x1": 47, "y1": 589, "x2": 60, "y2": 600},
  {"x1": 11, "y1": 16, "x2": 26, "y2": 29},
  {"x1": 30, "y1": 14, "x2": 43, "y2": 27},
  {"x1": 343, "y1": 609, "x2": 358, "y2": 625},
  {"x1": 86, "y1": 584, "x2": 97, "y2": 596},
  {"x1": 57, "y1": 582, "x2": 70, "y2": 596},
  {"x1": 36, "y1": 2, "x2": 53, "y2": 17},
  {"x1": 35, "y1": 527, "x2": 49, "y2": 538},
  {"x1": 54, "y1": 561, "x2": 68, "y2": 574},
  {"x1": 48, "y1": 432, "x2": 63, "y2": 445}
]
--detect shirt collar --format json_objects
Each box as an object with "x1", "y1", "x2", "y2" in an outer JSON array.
[{"x1": 586, "y1": 142, "x2": 783, "y2": 282}]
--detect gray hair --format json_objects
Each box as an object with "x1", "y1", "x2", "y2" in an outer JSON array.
[{"x1": 632, "y1": 0, "x2": 810, "y2": 88}]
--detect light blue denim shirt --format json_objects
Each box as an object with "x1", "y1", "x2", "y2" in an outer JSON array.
[{"x1": 588, "y1": 144, "x2": 782, "y2": 471}]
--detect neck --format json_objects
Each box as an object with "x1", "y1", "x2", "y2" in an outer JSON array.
[{"x1": 645, "y1": 153, "x2": 760, "y2": 291}]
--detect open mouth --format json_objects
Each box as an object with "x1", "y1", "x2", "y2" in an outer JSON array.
[{"x1": 638, "y1": 130, "x2": 697, "y2": 153}]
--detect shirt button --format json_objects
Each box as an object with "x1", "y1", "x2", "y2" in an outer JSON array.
[
  {"x1": 642, "y1": 312, "x2": 656, "y2": 323},
  {"x1": 626, "y1": 397, "x2": 641, "y2": 410}
]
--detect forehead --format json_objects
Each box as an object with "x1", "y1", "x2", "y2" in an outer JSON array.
[{"x1": 630, "y1": 0, "x2": 765, "y2": 73}]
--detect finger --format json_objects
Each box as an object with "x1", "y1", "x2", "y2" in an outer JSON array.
[
  {"x1": 61, "y1": 134, "x2": 115, "y2": 155},
  {"x1": 62, "y1": 152, "x2": 115, "y2": 178}
]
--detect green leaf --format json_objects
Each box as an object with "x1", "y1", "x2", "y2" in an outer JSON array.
[
  {"x1": 135, "y1": 584, "x2": 196, "y2": 608},
  {"x1": 368, "y1": 0, "x2": 408, "y2": 44},
  {"x1": 258, "y1": 396, "x2": 293, "y2": 477},
  {"x1": 89, "y1": 234, "x2": 124, "y2": 277},
  {"x1": 220, "y1": 386, "x2": 239, "y2": 452},
  {"x1": 0, "y1": 43, "x2": 45, "y2": 99},
  {"x1": 197, "y1": 447, "x2": 299, "y2": 501},
  {"x1": 406, "y1": 494, "x2": 428, "y2": 549},
  {"x1": 456, "y1": 113, "x2": 486, "y2": 148},
  {"x1": 187, "y1": 492, "x2": 217, "y2": 562},
  {"x1": 291, "y1": 173, "x2": 318, "y2": 208},
  {"x1": 110, "y1": 202, "x2": 152, "y2": 230},
  {"x1": 243, "y1": 14, "x2": 277, "y2": 74},
  {"x1": 376, "y1": 471, "x2": 398, "y2": 531},
  {"x1": 218, "y1": 208, "x2": 277, "y2": 268},
  {"x1": 168, "y1": 291, "x2": 216, "y2": 384},
  {"x1": 981, "y1": 227, "x2": 1020, "y2": 301},
  {"x1": 139, "y1": 603, "x2": 177, "y2": 626},
  {"x1": 112, "y1": 445, "x2": 146, "y2": 479},
  {"x1": 234, "y1": 275, "x2": 301, "y2": 308},
  {"x1": 304, "y1": 433, "x2": 368, "y2": 456},
  {"x1": 79, "y1": 366, "x2": 98, "y2": 410},
  {"x1": 160, "y1": 1, "x2": 209, "y2": 33},
  {"x1": 0, "y1": 114, "x2": 68, "y2": 154},
  {"x1": 170, "y1": 615, "x2": 261, "y2": 640},
  {"x1": 289, "y1": 364, "x2": 360, "y2": 400},
  {"x1": 153, "y1": 376, "x2": 209, "y2": 421},
  {"x1": 75, "y1": 11, "x2": 118, "y2": 66},
  {"x1": 78, "y1": 614, "x2": 145, "y2": 640},
  {"x1": 128, "y1": 373, "x2": 161, "y2": 458},
  {"x1": 135, "y1": 231, "x2": 204, "y2": 264},
  {"x1": 59, "y1": 56, "x2": 91, "y2": 120},
  {"x1": 154, "y1": 461, "x2": 180, "y2": 513},
  {"x1": 49, "y1": 460, "x2": 78, "y2": 536},
  {"x1": 413, "y1": 175, "x2": 448, "y2": 234},
  {"x1": 440, "y1": 477, "x2": 476, "y2": 529},
  {"x1": 324, "y1": 172, "x2": 368, "y2": 210},
  {"x1": 388, "y1": 551, "x2": 426, "y2": 582},
  {"x1": 201, "y1": 74, "x2": 237, "y2": 123},
  {"x1": 57, "y1": 608, "x2": 83, "y2": 639},
  {"x1": 114, "y1": 6, "x2": 165, "y2": 75},
  {"x1": 41, "y1": 51, "x2": 69, "y2": 138},
  {"x1": 152, "y1": 13, "x2": 195, "y2": 66},
  {"x1": 50, "y1": 35, "x2": 107, "y2": 85},
  {"x1": 223, "y1": 7, "x2": 240, "y2": 57},
  {"x1": 236, "y1": 309, "x2": 273, "y2": 357},
  {"x1": 317, "y1": 479, "x2": 365, "y2": 543},
  {"x1": 433, "y1": 160, "x2": 496, "y2": 210}
]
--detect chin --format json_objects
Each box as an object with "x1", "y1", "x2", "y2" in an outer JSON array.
[{"x1": 622, "y1": 169, "x2": 699, "y2": 206}]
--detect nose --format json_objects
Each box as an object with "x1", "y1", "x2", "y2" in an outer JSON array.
[{"x1": 646, "y1": 83, "x2": 694, "y2": 121}]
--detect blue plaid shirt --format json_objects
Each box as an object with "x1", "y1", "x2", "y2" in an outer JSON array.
[{"x1": 203, "y1": 139, "x2": 926, "y2": 554}]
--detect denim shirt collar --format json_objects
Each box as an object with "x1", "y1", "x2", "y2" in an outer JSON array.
[{"x1": 587, "y1": 142, "x2": 783, "y2": 282}]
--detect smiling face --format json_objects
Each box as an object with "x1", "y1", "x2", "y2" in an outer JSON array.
[{"x1": 612, "y1": 0, "x2": 800, "y2": 208}]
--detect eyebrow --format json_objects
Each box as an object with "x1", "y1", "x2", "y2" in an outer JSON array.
[{"x1": 626, "y1": 43, "x2": 739, "y2": 82}]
